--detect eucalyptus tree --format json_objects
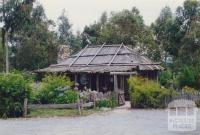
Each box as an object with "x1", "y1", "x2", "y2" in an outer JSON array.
[
  {"x1": 82, "y1": 7, "x2": 161, "y2": 61},
  {"x1": 58, "y1": 9, "x2": 72, "y2": 45},
  {"x1": 0, "y1": 1, "x2": 58, "y2": 70},
  {"x1": 12, "y1": 4, "x2": 58, "y2": 70}
]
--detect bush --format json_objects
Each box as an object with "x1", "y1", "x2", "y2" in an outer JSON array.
[
  {"x1": 182, "y1": 86, "x2": 197, "y2": 94},
  {"x1": 55, "y1": 90, "x2": 78, "y2": 104},
  {"x1": 97, "y1": 93, "x2": 118, "y2": 108},
  {"x1": 159, "y1": 70, "x2": 173, "y2": 88},
  {"x1": 178, "y1": 66, "x2": 199, "y2": 89},
  {"x1": 181, "y1": 86, "x2": 200, "y2": 107},
  {"x1": 0, "y1": 73, "x2": 31, "y2": 118},
  {"x1": 36, "y1": 74, "x2": 73, "y2": 104},
  {"x1": 11, "y1": 70, "x2": 36, "y2": 82},
  {"x1": 128, "y1": 76, "x2": 171, "y2": 108},
  {"x1": 177, "y1": 66, "x2": 200, "y2": 89}
]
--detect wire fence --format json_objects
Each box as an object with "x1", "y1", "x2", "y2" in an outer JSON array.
[{"x1": 165, "y1": 91, "x2": 200, "y2": 106}]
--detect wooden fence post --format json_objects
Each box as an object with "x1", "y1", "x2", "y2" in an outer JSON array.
[
  {"x1": 77, "y1": 93, "x2": 83, "y2": 116},
  {"x1": 77, "y1": 94, "x2": 81, "y2": 116},
  {"x1": 23, "y1": 98, "x2": 28, "y2": 118},
  {"x1": 80, "y1": 96, "x2": 83, "y2": 114},
  {"x1": 93, "y1": 94, "x2": 96, "y2": 108}
]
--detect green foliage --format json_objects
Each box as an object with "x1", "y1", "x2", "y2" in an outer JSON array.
[
  {"x1": 58, "y1": 9, "x2": 72, "y2": 45},
  {"x1": 152, "y1": 6, "x2": 174, "y2": 56},
  {"x1": 82, "y1": 7, "x2": 161, "y2": 61},
  {"x1": 0, "y1": 40, "x2": 4, "y2": 72},
  {"x1": 152, "y1": 0, "x2": 200, "y2": 90},
  {"x1": 0, "y1": 0, "x2": 34, "y2": 33},
  {"x1": 181, "y1": 86, "x2": 200, "y2": 107},
  {"x1": 159, "y1": 70, "x2": 173, "y2": 88},
  {"x1": 0, "y1": 1, "x2": 58, "y2": 71},
  {"x1": 128, "y1": 76, "x2": 171, "y2": 108},
  {"x1": 11, "y1": 70, "x2": 36, "y2": 82},
  {"x1": 177, "y1": 66, "x2": 200, "y2": 89},
  {"x1": 12, "y1": 4, "x2": 58, "y2": 70},
  {"x1": 55, "y1": 90, "x2": 77, "y2": 104},
  {"x1": 178, "y1": 20, "x2": 200, "y2": 67},
  {"x1": 97, "y1": 100, "x2": 110, "y2": 108},
  {"x1": 36, "y1": 74, "x2": 73, "y2": 104},
  {"x1": 97, "y1": 93, "x2": 118, "y2": 108},
  {"x1": 0, "y1": 73, "x2": 31, "y2": 118},
  {"x1": 182, "y1": 86, "x2": 197, "y2": 94}
]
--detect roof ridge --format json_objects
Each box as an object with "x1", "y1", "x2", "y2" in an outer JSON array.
[{"x1": 88, "y1": 44, "x2": 122, "y2": 47}]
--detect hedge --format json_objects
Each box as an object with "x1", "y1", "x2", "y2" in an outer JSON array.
[
  {"x1": 0, "y1": 73, "x2": 31, "y2": 118},
  {"x1": 128, "y1": 76, "x2": 172, "y2": 108},
  {"x1": 34, "y1": 74, "x2": 76, "y2": 104}
]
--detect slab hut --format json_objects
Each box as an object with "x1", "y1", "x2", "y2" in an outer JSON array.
[{"x1": 37, "y1": 44, "x2": 164, "y2": 100}]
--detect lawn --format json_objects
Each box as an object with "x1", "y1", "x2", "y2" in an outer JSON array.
[{"x1": 27, "y1": 108, "x2": 104, "y2": 118}]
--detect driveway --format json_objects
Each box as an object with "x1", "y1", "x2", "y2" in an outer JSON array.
[{"x1": 0, "y1": 106, "x2": 200, "y2": 135}]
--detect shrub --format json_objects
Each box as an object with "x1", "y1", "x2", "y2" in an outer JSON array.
[
  {"x1": 97, "y1": 93, "x2": 118, "y2": 108},
  {"x1": 182, "y1": 86, "x2": 200, "y2": 107},
  {"x1": 36, "y1": 74, "x2": 73, "y2": 104},
  {"x1": 0, "y1": 73, "x2": 31, "y2": 118},
  {"x1": 159, "y1": 70, "x2": 173, "y2": 88},
  {"x1": 55, "y1": 90, "x2": 78, "y2": 104},
  {"x1": 128, "y1": 76, "x2": 171, "y2": 108},
  {"x1": 178, "y1": 66, "x2": 199, "y2": 89},
  {"x1": 11, "y1": 70, "x2": 36, "y2": 82},
  {"x1": 182, "y1": 86, "x2": 197, "y2": 94}
]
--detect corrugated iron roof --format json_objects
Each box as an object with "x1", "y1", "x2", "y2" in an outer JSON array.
[{"x1": 37, "y1": 44, "x2": 164, "y2": 73}]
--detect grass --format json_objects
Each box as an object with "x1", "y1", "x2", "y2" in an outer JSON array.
[{"x1": 27, "y1": 108, "x2": 104, "y2": 118}]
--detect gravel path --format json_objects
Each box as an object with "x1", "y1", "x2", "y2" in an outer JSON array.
[{"x1": 0, "y1": 108, "x2": 200, "y2": 135}]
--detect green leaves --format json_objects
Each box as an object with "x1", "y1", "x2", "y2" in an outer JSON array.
[
  {"x1": 128, "y1": 76, "x2": 171, "y2": 108},
  {"x1": 55, "y1": 90, "x2": 77, "y2": 104},
  {"x1": 0, "y1": 1, "x2": 58, "y2": 71},
  {"x1": 0, "y1": 73, "x2": 31, "y2": 118},
  {"x1": 58, "y1": 9, "x2": 72, "y2": 46},
  {"x1": 159, "y1": 70, "x2": 173, "y2": 88},
  {"x1": 177, "y1": 66, "x2": 200, "y2": 89},
  {"x1": 36, "y1": 74, "x2": 73, "y2": 104}
]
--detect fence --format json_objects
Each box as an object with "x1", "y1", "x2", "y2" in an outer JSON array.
[
  {"x1": 164, "y1": 91, "x2": 200, "y2": 106},
  {"x1": 23, "y1": 91, "x2": 125, "y2": 117},
  {"x1": 23, "y1": 93, "x2": 95, "y2": 117}
]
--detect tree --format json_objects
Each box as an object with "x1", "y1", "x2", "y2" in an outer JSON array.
[
  {"x1": 153, "y1": 0, "x2": 200, "y2": 66},
  {"x1": 0, "y1": 0, "x2": 35, "y2": 72},
  {"x1": 11, "y1": 4, "x2": 58, "y2": 70},
  {"x1": 172, "y1": 0, "x2": 200, "y2": 70},
  {"x1": 69, "y1": 31, "x2": 82, "y2": 53},
  {"x1": 100, "y1": 11, "x2": 107, "y2": 25},
  {"x1": 108, "y1": 8, "x2": 144, "y2": 46},
  {"x1": 83, "y1": 8, "x2": 145, "y2": 45},
  {"x1": 178, "y1": 19, "x2": 200, "y2": 67},
  {"x1": 82, "y1": 7, "x2": 161, "y2": 61},
  {"x1": 152, "y1": 6, "x2": 174, "y2": 61},
  {"x1": 0, "y1": 35, "x2": 4, "y2": 72},
  {"x1": 0, "y1": 0, "x2": 34, "y2": 35},
  {"x1": 58, "y1": 9, "x2": 72, "y2": 45},
  {"x1": 0, "y1": 2, "x2": 58, "y2": 70}
]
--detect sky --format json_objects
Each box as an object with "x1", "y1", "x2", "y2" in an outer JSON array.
[{"x1": 39, "y1": 0, "x2": 185, "y2": 32}]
